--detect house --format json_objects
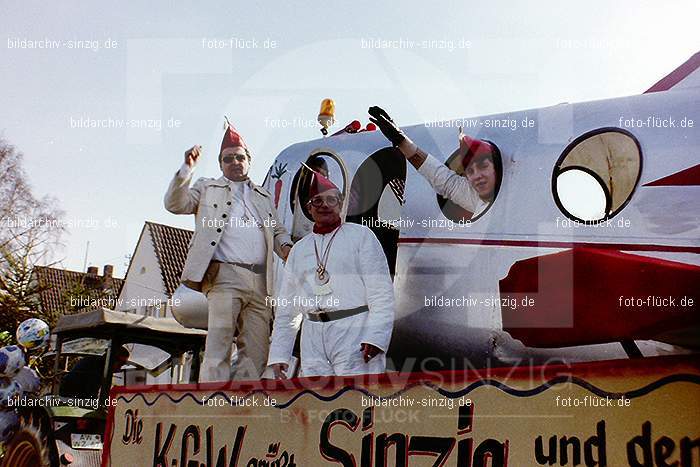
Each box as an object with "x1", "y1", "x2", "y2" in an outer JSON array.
[
  {"x1": 36, "y1": 231, "x2": 199, "y2": 385},
  {"x1": 117, "y1": 221, "x2": 192, "y2": 318},
  {"x1": 115, "y1": 221, "x2": 199, "y2": 384},
  {"x1": 33, "y1": 264, "x2": 124, "y2": 319}
]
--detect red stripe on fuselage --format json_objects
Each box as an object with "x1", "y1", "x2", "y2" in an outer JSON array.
[
  {"x1": 644, "y1": 51, "x2": 700, "y2": 93},
  {"x1": 398, "y1": 237, "x2": 700, "y2": 254},
  {"x1": 644, "y1": 164, "x2": 700, "y2": 186}
]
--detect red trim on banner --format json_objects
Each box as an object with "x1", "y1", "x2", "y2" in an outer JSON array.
[
  {"x1": 101, "y1": 390, "x2": 118, "y2": 467},
  {"x1": 102, "y1": 355, "x2": 700, "y2": 466},
  {"x1": 644, "y1": 51, "x2": 700, "y2": 93},
  {"x1": 398, "y1": 237, "x2": 700, "y2": 254},
  {"x1": 108, "y1": 354, "x2": 700, "y2": 396},
  {"x1": 644, "y1": 164, "x2": 700, "y2": 186}
]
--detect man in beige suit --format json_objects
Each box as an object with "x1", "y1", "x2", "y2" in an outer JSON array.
[{"x1": 165, "y1": 121, "x2": 292, "y2": 382}]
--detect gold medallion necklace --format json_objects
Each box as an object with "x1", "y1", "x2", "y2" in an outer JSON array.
[{"x1": 313, "y1": 225, "x2": 341, "y2": 285}]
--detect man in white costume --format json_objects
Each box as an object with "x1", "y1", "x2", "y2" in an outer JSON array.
[
  {"x1": 267, "y1": 169, "x2": 395, "y2": 377},
  {"x1": 165, "y1": 120, "x2": 292, "y2": 382},
  {"x1": 369, "y1": 106, "x2": 499, "y2": 220}
]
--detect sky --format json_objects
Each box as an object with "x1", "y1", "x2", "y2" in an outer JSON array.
[{"x1": 1, "y1": 0, "x2": 698, "y2": 277}]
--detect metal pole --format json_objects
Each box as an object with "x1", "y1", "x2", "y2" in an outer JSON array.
[{"x1": 82, "y1": 241, "x2": 90, "y2": 271}]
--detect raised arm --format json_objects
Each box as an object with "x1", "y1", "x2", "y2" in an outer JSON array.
[
  {"x1": 164, "y1": 145, "x2": 204, "y2": 214},
  {"x1": 369, "y1": 106, "x2": 481, "y2": 213},
  {"x1": 412, "y1": 151, "x2": 482, "y2": 213}
]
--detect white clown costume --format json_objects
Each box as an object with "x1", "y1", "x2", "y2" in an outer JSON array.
[{"x1": 267, "y1": 174, "x2": 395, "y2": 377}]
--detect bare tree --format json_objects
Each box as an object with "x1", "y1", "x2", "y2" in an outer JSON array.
[
  {"x1": 0, "y1": 140, "x2": 64, "y2": 259},
  {"x1": 0, "y1": 139, "x2": 64, "y2": 334}
]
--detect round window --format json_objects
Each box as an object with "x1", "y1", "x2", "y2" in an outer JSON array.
[
  {"x1": 555, "y1": 168, "x2": 609, "y2": 221},
  {"x1": 437, "y1": 140, "x2": 503, "y2": 222},
  {"x1": 553, "y1": 128, "x2": 642, "y2": 223},
  {"x1": 289, "y1": 151, "x2": 346, "y2": 220}
]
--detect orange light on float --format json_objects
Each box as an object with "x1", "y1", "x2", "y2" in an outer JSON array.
[{"x1": 318, "y1": 98, "x2": 336, "y2": 135}]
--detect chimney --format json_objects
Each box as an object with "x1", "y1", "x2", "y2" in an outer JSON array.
[
  {"x1": 87, "y1": 266, "x2": 98, "y2": 276},
  {"x1": 103, "y1": 264, "x2": 113, "y2": 278}
]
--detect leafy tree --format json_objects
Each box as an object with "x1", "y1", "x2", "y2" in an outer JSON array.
[
  {"x1": 0, "y1": 331, "x2": 11, "y2": 346},
  {"x1": 0, "y1": 243, "x2": 49, "y2": 332}
]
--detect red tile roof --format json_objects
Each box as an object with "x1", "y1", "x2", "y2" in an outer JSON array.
[
  {"x1": 145, "y1": 221, "x2": 192, "y2": 296},
  {"x1": 33, "y1": 266, "x2": 124, "y2": 316}
]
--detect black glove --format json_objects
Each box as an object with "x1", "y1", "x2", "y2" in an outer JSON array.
[{"x1": 368, "y1": 106, "x2": 406, "y2": 147}]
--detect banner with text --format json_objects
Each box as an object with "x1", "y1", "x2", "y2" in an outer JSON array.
[{"x1": 103, "y1": 356, "x2": 700, "y2": 467}]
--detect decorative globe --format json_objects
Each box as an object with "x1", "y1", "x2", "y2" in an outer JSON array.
[
  {"x1": 16, "y1": 318, "x2": 50, "y2": 350},
  {"x1": 0, "y1": 409, "x2": 19, "y2": 443},
  {"x1": 14, "y1": 367, "x2": 40, "y2": 394},
  {"x1": 0, "y1": 346, "x2": 25, "y2": 378},
  {"x1": 0, "y1": 378, "x2": 21, "y2": 408}
]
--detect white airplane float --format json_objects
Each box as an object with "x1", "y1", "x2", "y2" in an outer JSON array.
[
  {"x1": 174, "y1": 52, "x2": 699, "y2": 371},
  {"x1": 103, "y1": 52, "x2": 700, "y2": 467}
]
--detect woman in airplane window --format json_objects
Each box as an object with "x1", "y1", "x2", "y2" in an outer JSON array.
[{"x1": 369, "y1": 106, "x2": 501, "y2": 219}]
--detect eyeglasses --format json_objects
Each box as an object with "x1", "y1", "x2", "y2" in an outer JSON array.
[
  {"x1": 222, "y1": 154, "x2": 247, "y2": 163},
  {"x1": 308, "y1": 195, "x2": 341, "y2": 207}
]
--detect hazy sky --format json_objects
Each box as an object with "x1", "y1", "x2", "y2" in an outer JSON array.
[{"x1": 1, "y1": 0, "x2": 698, "y2": 276}]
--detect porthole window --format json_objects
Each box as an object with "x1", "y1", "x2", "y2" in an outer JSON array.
[
  {"x1": 555, "y1": 169, "x2": 608, "y2": 221},
  {"x1": 289, "y1": 150, "x2": 348, "y2": 240},
  {"x1": 553, "y1": 128, "x2": 642, "y2": 223},
  {"x1": 437, "y1": 140, "x2": 503, "y2": 222},
  {"x1": 289, "y1": 151, "x2": 346, "y2": 220}
]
